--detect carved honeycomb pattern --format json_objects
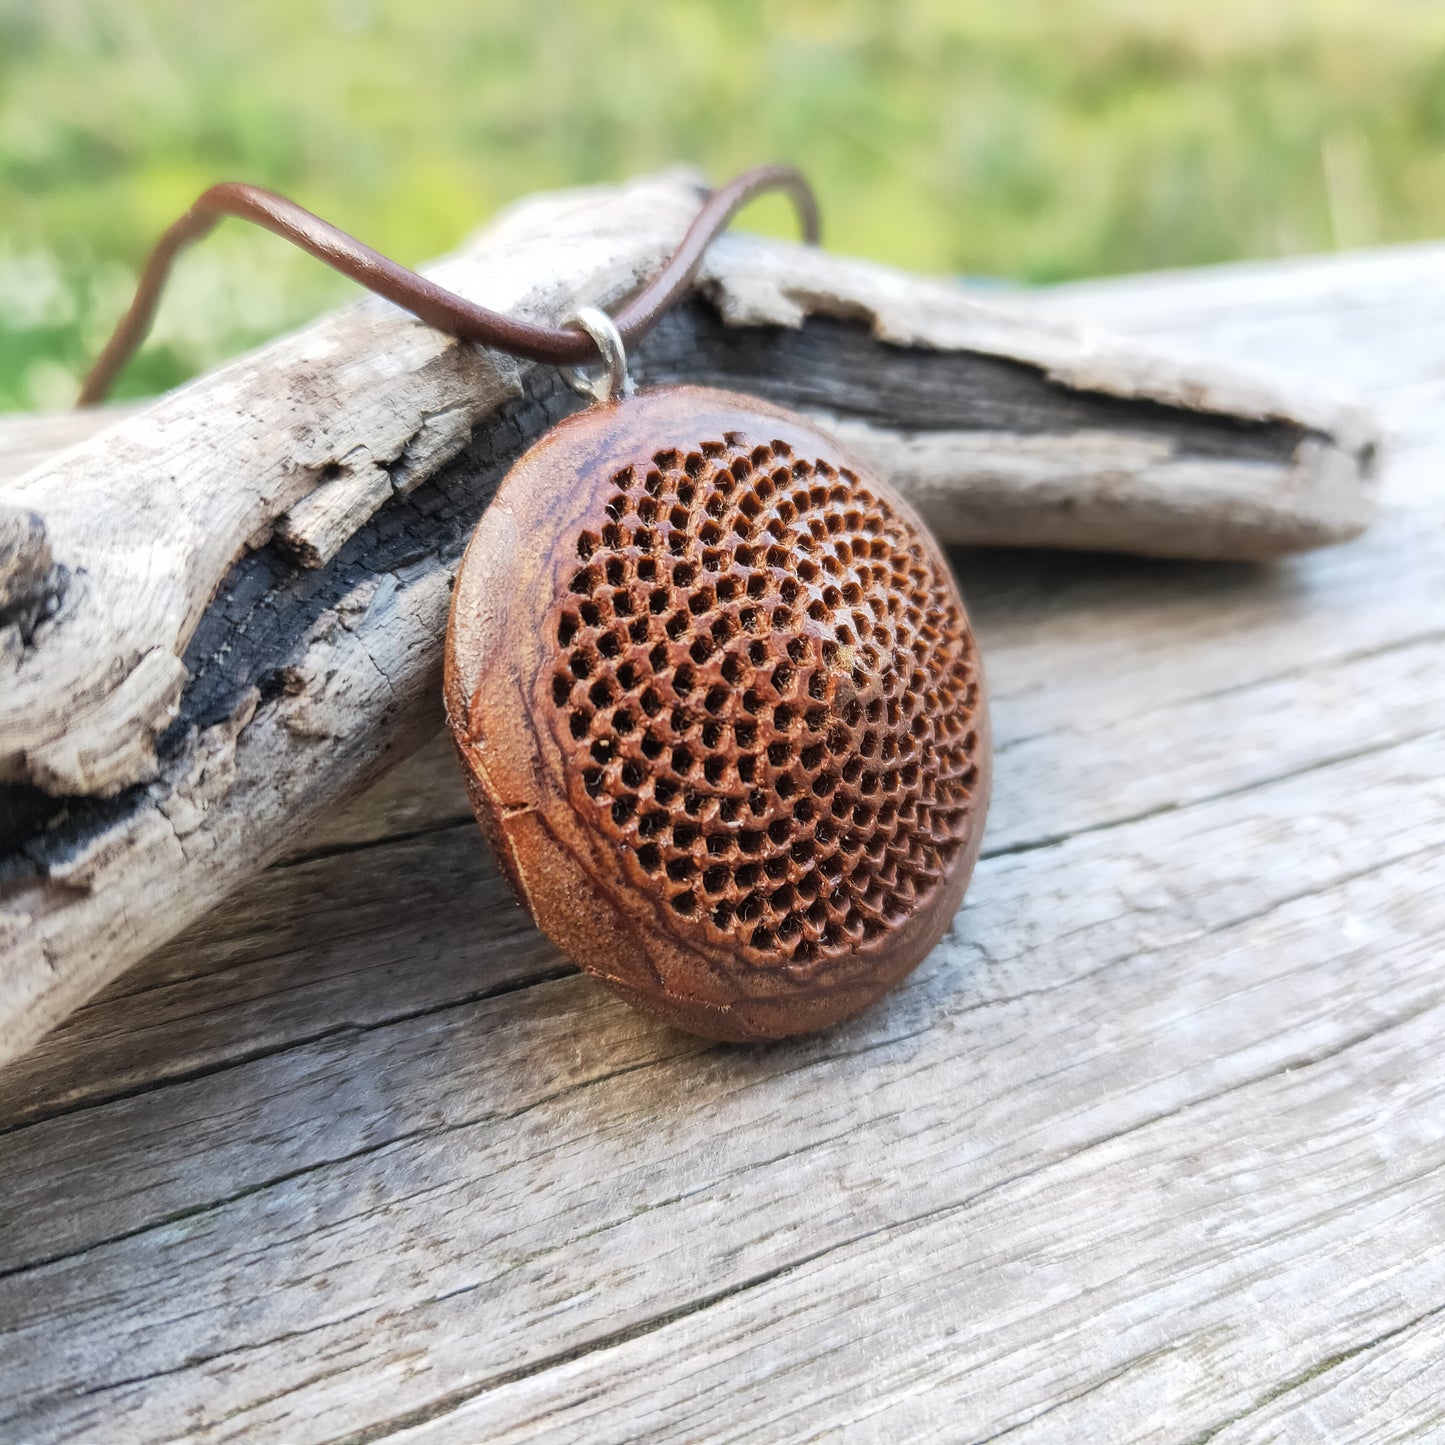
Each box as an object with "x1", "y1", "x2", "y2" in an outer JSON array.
[{"x1": 545, "y1": 432, "x2": 982, "y2": 973}]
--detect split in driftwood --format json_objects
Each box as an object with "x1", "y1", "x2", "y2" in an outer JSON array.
[{"x1": 0, "y1": 170, "x2": 1378, "y2": 1064}]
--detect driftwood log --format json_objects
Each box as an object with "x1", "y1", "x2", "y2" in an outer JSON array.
[{"x1": 0, "y1": 170, "x2": 1377, "y2": 1064}]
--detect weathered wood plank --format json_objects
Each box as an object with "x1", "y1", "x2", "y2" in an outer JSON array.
[
  {"x1": 2, "y1": 789, "x2": 1440, "y2": 1439},
  {"x1": 2, "y1": 727, "x2": 1440, "y2": 1276},
  {"x1": 426, "y1": 994, "x2": 1445, "y2": 1445},
  {"x1": 1, "y1": 241, "x2": 1443, "y2": 1443},
  {"x1": 0, "y1": 826, "x2": 557, "y2": 1129}
]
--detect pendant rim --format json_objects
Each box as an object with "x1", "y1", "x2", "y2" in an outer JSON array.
[{"x1": 445, "y1": 384, "x2": 990, "y2": 1041}]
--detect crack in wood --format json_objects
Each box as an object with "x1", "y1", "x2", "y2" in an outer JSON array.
[
  {"x1": 301, "y1": 1001, "x2": 1445, "y2": 1443},
  {"x1": 2, "y1": 835, "x2": 1438, "y2": 1311},
  {"x1": 1181, "y1": 1298, "x2": 1445, "y2": 1445},
  {"x1": 980, "y1": 725, "x2": 1445, "y2": 860},
  {"x1": 0, "y1": 963, "x2": 578, "y2": 1143}
]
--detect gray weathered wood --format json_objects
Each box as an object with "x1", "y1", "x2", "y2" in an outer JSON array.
[
  {"x1": 0, "y1": 239, "x2": 1441, "y2": 1444},
  {"x1": 0, "y1": 171, "x2": 1379, "y2": 1068},
  {"x1": 0, "y1": 406, "x2": 140, "y2": 488}
]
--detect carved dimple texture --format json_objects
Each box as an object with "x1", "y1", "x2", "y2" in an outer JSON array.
[{"x1": 546, "y1": 432, "x2": 983, "y2": 975}]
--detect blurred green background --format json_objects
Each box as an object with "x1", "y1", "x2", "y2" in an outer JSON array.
[{"x1": 5, "y1": 0, "x2": 1445, "y2": 412}]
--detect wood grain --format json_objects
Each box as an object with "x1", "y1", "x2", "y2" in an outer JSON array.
[{"x1": 0, "y1": 241, "x2": 1441, "y2": 1443}]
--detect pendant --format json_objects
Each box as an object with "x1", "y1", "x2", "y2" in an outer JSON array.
[{"x1": 445, "y1": 312, "x2": 990, "y2": 1040}]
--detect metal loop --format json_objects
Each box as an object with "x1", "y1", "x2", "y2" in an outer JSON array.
[{"x1": 559, "y1": 306, "x2": 633, "y2": 405}]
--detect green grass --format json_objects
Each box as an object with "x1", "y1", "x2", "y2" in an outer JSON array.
[{"x1": 5, "y1": 0, "x2": 1445, "y2": 410}]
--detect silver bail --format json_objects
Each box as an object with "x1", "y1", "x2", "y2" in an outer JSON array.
[{"x1": 560, "y1": 306, "x2": 633, "y2": 405}]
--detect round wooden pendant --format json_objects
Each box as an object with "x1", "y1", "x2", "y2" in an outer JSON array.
[{"x1": 445, "y1": 385, "x2": 990, "y2": 1040}]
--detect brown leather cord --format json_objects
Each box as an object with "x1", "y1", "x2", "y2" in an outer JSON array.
[{"x1": 77, "y1": 164, "x2": 820, "y2": 407}]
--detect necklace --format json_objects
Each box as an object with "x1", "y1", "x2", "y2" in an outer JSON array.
[{"x1": 81, "y1": 166, "x2": 990, "y2": 1040}]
